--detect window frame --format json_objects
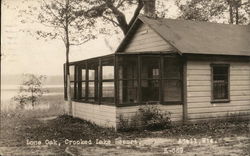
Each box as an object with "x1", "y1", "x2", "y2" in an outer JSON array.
[{"x1": 211, "y1": 64, "x2": 230, "y2": 103}]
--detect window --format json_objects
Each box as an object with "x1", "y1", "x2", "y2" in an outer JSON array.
[
  {"x1": 141, "y1": 57, "x2": 160, "y2": 103},
  {"x1": 163, "y1": 57, "x2": 182, "y2": 102},
  {"x1": 211, "y1": 64, "x2": 230, "y2": 102}
]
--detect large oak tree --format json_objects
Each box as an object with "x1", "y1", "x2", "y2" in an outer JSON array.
[{"x1": 84, "y1": 0, "x2": 159, "y2": 35}]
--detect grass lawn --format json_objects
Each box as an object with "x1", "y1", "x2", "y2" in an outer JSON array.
[{"x1": 0, "y1": 108, "x2": 250, "y2": 156}]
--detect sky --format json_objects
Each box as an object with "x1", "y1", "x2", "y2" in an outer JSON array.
[{"x1": 1, "y1": 0, "x2": 179, "y2": 76}]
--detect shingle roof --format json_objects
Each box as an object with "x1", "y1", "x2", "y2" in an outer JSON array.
[{"x1": 116, "y1": 15, "x2": 250, "y2": 56}]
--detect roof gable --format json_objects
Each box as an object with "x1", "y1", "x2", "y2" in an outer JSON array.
[
  {"x1": 116, "y1": 15, "x2": 250, "y2": 56},
  {"x1": 123, "y1": 23, "x2": 175, "y2": 52},
  {"x1": 115, "y1": 17, "x2": 177, "y2": 53},
  {"x1": 139, "y1": 16, "x2": 250, "y2": 56}
]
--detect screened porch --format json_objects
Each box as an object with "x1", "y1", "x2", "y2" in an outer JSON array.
[{"x1": 64, "y1": 53, "x2": 184, "y2": 106}]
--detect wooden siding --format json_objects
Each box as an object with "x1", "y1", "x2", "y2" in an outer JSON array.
[
  {"x1": 186, "y1": 60, "x2": 250, "y2": 120},
  {"x1": 124, "y1": 24, "x2": 174, "y2": 52},
  {"x1": 72, "y1": 102, "x2": 117, "y2": 129},
  {"x1": 116, "y1": 105, "x2": 183, "y2": 127}
]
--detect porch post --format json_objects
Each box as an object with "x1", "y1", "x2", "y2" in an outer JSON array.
[
  {"x1": 160, "y1": 55, "x2": 164, "y2": 104},
  {"x1": 114, "y1": 55, "x2": 118, "y2": 106},
  {"x1": 77, "y1": 65, "x2": 82, "y2": 100},
  {"x1": 138, "y1": 55, "x2": 142, "y2": 105},
  {"x1": 98, "y1": 58, "x2": 102, "y2": 105},
  {"x1": 182, "y1": 58, "x2": 188, "y2": 122},
  {"x1": 85, "y1": 61, "x2": 89, "y2": 101}
]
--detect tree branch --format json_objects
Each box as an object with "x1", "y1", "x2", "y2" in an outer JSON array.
[
  {"x1": 106, "y1": 0, "x2": 129, "y2": 35},
  {"x1": 41, "y1": 0, "x2": 66, "y2": 28},
  {"x1": 70, "y1": 37, "x2": 91, "y2": 46},
  {"x1": 116, "y1": 0, "x2": 126, "y2": 8},
  {"x1": 103, "y1": 15, "x2": 120, "y2": 27},
  {"x1": 128, "y1": 0, "x2": 144, "y2": 29}
]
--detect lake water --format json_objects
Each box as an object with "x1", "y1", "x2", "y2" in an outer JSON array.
[{"x1": 1, "y1": 85, "x2": 64, "y2": 111}]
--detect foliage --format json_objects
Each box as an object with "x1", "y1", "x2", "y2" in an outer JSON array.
[
  {"x1": 118, "y1": 105, "x2": 172, "y2": 131},
  {"x1": 84, "y1": 0, "x2": 143, "y2": 35},
  {"x1": 117, "y1": 114, "x2": 131, "y2": 130},
  {"x1": 176, "y1": 0, "x2": 250, "y2": 24},
  {"x1": 162, "y1": 115, "x2": 250, "y2": 137},
  {"x1": 12, "y1": 74, "x2": 48, "y2": 109},
  {"x1": 19, "y1": 0, "x2": 98, "y2": 107},
  {"x1": 20, "y1": 0, "x2": 96, "y2": 46},
  {"x1": 85, "y1": 0, "x2": 168, "y2": 35}
]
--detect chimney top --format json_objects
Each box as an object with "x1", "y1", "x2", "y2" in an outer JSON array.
[{"x1": 143, "y1": 0, "x2": 157, "y2": 18}]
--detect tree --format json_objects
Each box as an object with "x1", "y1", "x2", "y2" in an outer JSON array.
[
  {"x1": 20, "y1": 0, "x2": 97, "y2": 115},
  {"x1": 84, "y1": 0, "x2": 168, "y2": 35},
  {"x1": 84, "y1": 0, "x2": 144, "y2": 35},
  {"x1": 176, "y1": 0, "x2": 249, "y2": 24},
  {"x1": 13, "y1": 74, "x2": 47, "y2": 109},
  {"x1": 226, "y1": 0, "x2": 249, "y2": 24}
]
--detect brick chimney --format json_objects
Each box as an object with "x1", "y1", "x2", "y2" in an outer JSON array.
[{"x1": 143, "y1": 0, "x2": 156, "y2": 18}]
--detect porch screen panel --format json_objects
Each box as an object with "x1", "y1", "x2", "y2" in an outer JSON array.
[
  {"x1": 102, "y1": 58, "x2": 115, "y2": 103},
  {"x1": 81, "y1": 68, "x2": 86, "y2": 100},
  {"x1": 163, "y1": 57, "x2": 182, "y2": 102},
  {"x1": 141, "y1": 57, "x2": 160, "y2": 103},
  {"x1": 81, "y1": 82, "x2": 85, "y2": 98},
  {"x1": 86, "y1": 61, "x2": 99, "y2": 102},
  {"x1": 88, "y1": 69, "x2": 97, "y2": 101},
  {"x1": 69, "y1": 65, "x2": 75, "y2": 99},
  {"x1": 118, "y1": 56, "x2": 138, "y2": 105},
  {"x1": 88, "y1": 81, "x2": 95, "y2": 98}
]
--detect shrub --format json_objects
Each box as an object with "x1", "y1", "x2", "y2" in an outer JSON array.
[
  {"x1": 225, "y1": 112, "x2": 250, "y2": 123},
  {"x1": 118, "y1": 114, "x2": 131, "y2": 131},
  {"x1": 118, "y1": 105, "x2": 172, "y2": 131},
  {"x1": 12, "y1": 74, "x2": 48, "y2": 109}
]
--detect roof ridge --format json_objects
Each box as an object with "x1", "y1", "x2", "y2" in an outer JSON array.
[{"x1": 138, "y1": 15, "x2": 250, "y2": 28}]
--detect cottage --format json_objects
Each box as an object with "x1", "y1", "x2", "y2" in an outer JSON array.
[{"x1": 64, "y1": 15, "x2": 250, "y2": 129}]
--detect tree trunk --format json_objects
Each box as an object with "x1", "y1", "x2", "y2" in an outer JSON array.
[
  {"x1": 128, "y1": 0, "x2": 144, "y2": 30},
  {"x1": 229, "y1": 2, "x2": 234, "y2": 24},
  {"x1": 31, "y1": 86, "x2": 35, "y2": 109},
  {"x1": 235, "y1": 4, "x2": 239, "y2": 24},
  {"x1": 66, "y1": 48, "x2": 72, "y2": 115},
  {"x1": 143, "y1": 0, "x2": 156, "y2": 17},
  {"x1": 65, "y1": 0, "x2": 72, "y2": 116}
]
